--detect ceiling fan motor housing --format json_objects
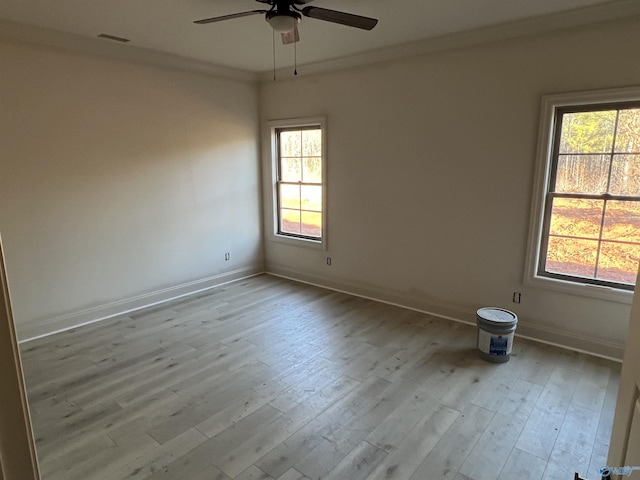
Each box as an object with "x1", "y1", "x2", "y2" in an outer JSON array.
[{"x1": 266, "y1": 9, "x2": 301, "y2": 32}]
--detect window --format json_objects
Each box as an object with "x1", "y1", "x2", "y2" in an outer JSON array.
[
  {"x1": 528, "y1": 88, "x2": 640, "y2": 299},
  {"x1": 270, "y1": 118, "x2": 326, "y2": 245}
]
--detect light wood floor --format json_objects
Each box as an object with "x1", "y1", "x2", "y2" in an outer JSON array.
[{"x1": 20, "y1": 274, "x2": 620, "y2": 480}]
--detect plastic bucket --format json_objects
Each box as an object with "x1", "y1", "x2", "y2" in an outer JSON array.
[{"x1": 476, "y1": 307, "x2": 517, "y2": 363}]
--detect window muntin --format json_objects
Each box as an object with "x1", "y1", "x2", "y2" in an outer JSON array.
[
  {"x1": 276, "y1": 126, "x2": 323, "y2": 241},
  {"x1": 539, "y1": 103, "x2": 640, "y2": 290}
]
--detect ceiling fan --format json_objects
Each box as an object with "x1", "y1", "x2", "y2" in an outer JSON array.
[{"x1": 194, "y1": 0, "x2": 378, "y2": 44}]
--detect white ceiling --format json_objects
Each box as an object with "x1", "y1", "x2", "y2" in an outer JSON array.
[{"x1": 0, "y1": 0, "x2": 630, "y2": 74}]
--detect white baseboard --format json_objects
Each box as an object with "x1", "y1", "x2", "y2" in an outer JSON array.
[
  {"x1": 18, "y1": 266, "x2": 264, "y2": 343},
  {"x1": 515, "y1": 323, "x2": 623, "y2": 362},
  {"x1": 266, "y1": 265, "x2": 477, "y2": 324},
  {"x1": 20, "y1": 263, "x2": 625, "y2": 361},
  {"x1": 266, "y1": 266, "x2": 624, "y2": 362}
]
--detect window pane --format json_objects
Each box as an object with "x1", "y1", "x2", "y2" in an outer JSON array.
[
  {"x1": 602, "y1": 200, "x2": 640, "y2": 243},
  {"x1": 559, "y1": 110, "x2": 616, "y2": 154},
  {"x1": 302, "y1": 157, "x2": 322, "y2": 183},
  {"x1": 280, "y1": 130, "x2": 301, "y2": 157},
  {"x1": 545, "y1": 236, "x2": 598, "y2": 278},
  {"x1": 301, "y1": 211, "x2": 322, "y2": 238},
  {"x1": 280, "y1": 157, "x2": 302, "y2": 182},
  {"x1": 614, "y1": 109, "x2": 640, "y2": 153},
  {"x1": 554, "y1": 155, "x2": 609, "y2": 194},
  {"x1": 275, "y1": 123, "x2": 323, "y2": 242},
  {"x1": 536, "y1": 102, "x2": 640, "y2": 289},
  {"x1": 280, "y1": 209, "x2": 301, "y2": 234},
  {"x1": 279, "y1": 184, "x2": 300, "y2": 209},
  {"x1": 597, "y1": 241, "x2": 640, "y2": 284},
  {"x1": 301, "y1": 185, "x2": 322, "y2": 212},
  {"x1": 549, "y1": 197, "x2": 604, "y2": 239},
  {"x1": 302, "y1": 129, "x2": 322, "y2": 156},
  {"x1": 610, "y1": 155, "x2": 640, "y2": 196}
]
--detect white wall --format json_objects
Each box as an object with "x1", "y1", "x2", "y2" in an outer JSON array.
[
  {"x1": 0, "y1": 41, "x2": 263, "y2": 339},
  {"x1": 260, "y1": 17, "x2": 640, "y2": 359}
]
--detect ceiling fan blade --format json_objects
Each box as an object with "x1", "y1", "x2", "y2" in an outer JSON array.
[
  {"x1": 194, "y1": 10, "x2": 267, "y2": 25},
  {"x1": 281, "y1": 26, "x2": 300, "y2": 44},
  {"x1": 254, "y1": 0, "x2": 313, "y2": 3},
  {"x1": 301, "y1": 6, "x2": 378, "y2": 30}
]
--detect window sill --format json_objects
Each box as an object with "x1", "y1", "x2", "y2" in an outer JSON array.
[
  {"x1": 270, "y1": 233, "x2": 327, "y2": 250},
  {"x1": 525, "y1": 274, "x2": 633, "y2": 304}
]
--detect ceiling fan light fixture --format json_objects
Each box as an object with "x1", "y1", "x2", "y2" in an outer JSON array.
[{"x1": 266, "y1": 11, "x2": 301, "y2": 32}]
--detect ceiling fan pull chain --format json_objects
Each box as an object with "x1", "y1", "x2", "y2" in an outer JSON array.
[{"x1": 294, "y1": 33, "x2": 298, "y2": 76}]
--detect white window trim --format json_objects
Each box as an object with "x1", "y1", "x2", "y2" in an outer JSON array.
[
  {"x1": 267, "y1": 116, "x2": 327, "y2": 250},
  {"x1": 525, "y1": 86, "x2": 640, "y2": 304}
]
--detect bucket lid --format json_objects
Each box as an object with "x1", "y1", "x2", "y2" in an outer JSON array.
[{"x1": 477, "y1": 307, "x2": 517, "y2": 325}]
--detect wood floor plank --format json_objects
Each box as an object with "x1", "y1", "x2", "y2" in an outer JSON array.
[
  {"x1": 39, "y1": 433, "x2": 117, "y2": 479},
  {"x1": 243, "y1": 378, "x2": 389, "y2": 478},
  {"x1": 364, "y1": 382, "x2": 441, "y2": 452},
  {"x1": 19, "y1": 274, "x2": 621, "y2": 480},
  {"x1": 255, "y1": 376, "x2": 388, "y2": 479},
  {"x1": 192, "y1": 404, "x2": 284, "y2": 465},
  {"x1": 33, "y1": 399, "x2": 123, "y2": 458},
  {"x1": 588, "y1": 363, "x2": 620, "y2": 477},
  {"x1": 145, "y1": 361, "x2": 276, "y2": 445},
  {"x1": 292, "y1": 378, "x2": 422, "y2": 479},
  {"x1": 542, "y1": 403, "x2": 600, "y2": 480},
  {"x1": 406, "y1": 403, "x2": 495, "y2": 480},
  {"x1": 189, "y1": 355, "x2": 333, "y2": 441},
  {"x1": 223, "y1": 376, "x2": 390, "y2": 478},
  {"x1": 364, "y1": 403, "x2": 460, "y2": 480},
  {"x1": 113, "y1": 342, "x2": 253, "y2": 407},
  {"x1": 72, "y1": 343, "x2": 206, "y2": 409},
  {"x1": 138, "y1": 435, "x2": 232, "y2": 480},
  {"x1": 515, "y1": 363, "x2": 581, "y2": 461},
  {"x1": 106, "y1": 428, "x2": 208, "y2": 480},
  {"x1": 458, "y1": 379, "x2": 543, "y2": 480},
  {"x1": 48, "y1": 433, "x2": 159, "y2": 480},
  {"x1": 323, "y1": 441, "x2": 387, "y2": 480},
  {"x1": 497, "y1": 448, "x2": 547, "y2": 480},
  {"x1": 469, "y1": 342, "x2": 538, "y2": 412},
  {"x1": 36, "y1": 389, "x2": 180, "y2": 464},
  {"x1": 571, "y1": 359, "x2": 611, "y2": 413},
  {"x1": 234, "y1": 465, "x2": 274, "y2": 480},
  {"x1": 277, "y1": 468, "x2": 310, "y2": 480},
  {"x1": 517, "y1": 343, "x2": 560, "y2": 387}
]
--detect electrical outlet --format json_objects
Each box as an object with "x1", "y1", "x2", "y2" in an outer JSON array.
[
  {"x1": 224, "y1": 253, "x2": 230, "y2": 261},
  {"x1": 512, "y1": 292, "x2": 521, "y2": 304},
  {"x1": 326, "y1": 256, "x2": 332, "y2": 266}
]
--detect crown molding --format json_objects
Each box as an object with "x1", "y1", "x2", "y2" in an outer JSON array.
[
  {"x1": 258, "y1": 0, "x2": 640, "y2": 82},
  {"x1": 0, "y1": 19, "x2": 258, "y2": 84}
]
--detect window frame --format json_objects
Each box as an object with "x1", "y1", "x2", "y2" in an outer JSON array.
[
  {"x1": 526, "y1": 87, "x2": 640, "y2": 303},
  {"x1": 268, "y1": 116, "x2": 327, "y2": 249}
]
